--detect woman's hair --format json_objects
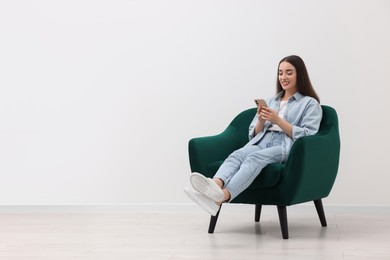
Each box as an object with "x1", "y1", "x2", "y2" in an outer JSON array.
[{"x1": 276, "y1": 55, "x2": 320, "y2": 103}]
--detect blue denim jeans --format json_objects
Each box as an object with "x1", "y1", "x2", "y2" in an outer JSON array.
[{"x1": 214, "y1": 131, "x2": 289, "y2": 201}]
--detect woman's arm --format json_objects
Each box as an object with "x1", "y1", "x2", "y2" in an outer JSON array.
[
  {"x1": 260, "y1": 100, "x2": 322, "y2": 140},
  {"x1": 290, "y1": 102, "x2": 322, "y2": 140}
]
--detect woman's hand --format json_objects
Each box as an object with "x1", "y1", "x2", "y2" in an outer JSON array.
[
  {"x1": 260, "y1": 107, "x2": 280, "y2": 124},
  {"x1": 257, "y1": 105, "x2": 266, "y2": 122},
  {"x1": 254, "y1": 106, "x2": 266, "y2": 135}
]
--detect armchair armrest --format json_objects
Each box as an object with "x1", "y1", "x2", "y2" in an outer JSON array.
[
  {"x1": 188, "y1": 127, "x2": 245, "y2": 177},
  {"x1": 279, "y1": 124, "x2": 341, "y2": 205},
  {"x1": 188, "y1": 108, "x2": 257, "y2": 177}
]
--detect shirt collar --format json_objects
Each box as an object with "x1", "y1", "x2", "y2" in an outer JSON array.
[{"x1": 275, "y1": 90, "x2": 304, "y2": 101}]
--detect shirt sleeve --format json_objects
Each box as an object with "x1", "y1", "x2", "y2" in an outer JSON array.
[{"x1": 291, "y1": 100, "x2": 323, "y2": 141}]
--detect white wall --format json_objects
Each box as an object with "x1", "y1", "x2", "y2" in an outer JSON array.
[{"x1": 0, "y1": 0, "x2": 389, "y2": 205}]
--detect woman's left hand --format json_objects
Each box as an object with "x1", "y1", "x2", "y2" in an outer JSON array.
[{"x1": 260, "y1": 107, "x2": 280, "y2": 124}]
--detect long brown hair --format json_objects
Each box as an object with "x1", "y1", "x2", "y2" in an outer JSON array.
[{"x1": 276, "y1": 55, "x2": 320, "y2": 103}]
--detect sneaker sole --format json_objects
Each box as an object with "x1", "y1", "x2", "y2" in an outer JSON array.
[
  {"x1": 190, "y1": 173, "x2": 224, "y2": 202},
  {"x1": 183, "y1": 188, "x2": 219, "y2": 216}
]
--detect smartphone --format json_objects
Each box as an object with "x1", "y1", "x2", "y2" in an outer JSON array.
[{"x1": 254, "y1": 99, "x2": 267, "y2": 107}]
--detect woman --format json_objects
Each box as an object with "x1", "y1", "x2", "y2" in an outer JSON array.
[{"x1": 184, "y1": 55, "x2": 322, "y2": 216}]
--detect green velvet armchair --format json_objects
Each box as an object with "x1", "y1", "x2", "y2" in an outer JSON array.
[{"x1": 188, "y1": 105, "x2": 340, "y2": 239}]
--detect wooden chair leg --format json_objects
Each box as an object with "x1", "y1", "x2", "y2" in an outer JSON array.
[
  {"x1": 277, "y1": 205, "x2": 289, "y2": 239},
  {"x1": 208, "y1": 205, "x2": 222, "y2": 233},
  {"x1": 255, "y1": 204, "x2": 262, "y2": 222},
  {"x1": 314, "y1": 199, "x2": 327, "y2": 227}
]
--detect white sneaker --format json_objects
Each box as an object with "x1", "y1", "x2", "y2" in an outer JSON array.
[
  {"x1": 184, "y1": 187, "x2": 220, "y2": 216},
  {"x1": 190, "y1": 172, "x2": 224, "y2": 202}
]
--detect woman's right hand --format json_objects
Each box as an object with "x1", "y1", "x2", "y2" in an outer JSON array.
[
  {"x1": 257, "y1": 105, "x2": 266, "y2": 122},
  {"x1": 254, "y1": 106, "x2": 266, "y2": 135}
]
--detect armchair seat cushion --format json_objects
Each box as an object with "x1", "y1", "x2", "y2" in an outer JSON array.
[{"x1": 207, "y1": 161, "x2": 285, "y2": 189}]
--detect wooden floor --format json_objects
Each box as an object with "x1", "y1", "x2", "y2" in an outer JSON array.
[{"x1": 0, "y1": 206, "x2": 389, "y2": 259}]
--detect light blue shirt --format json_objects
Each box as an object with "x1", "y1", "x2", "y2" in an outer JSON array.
[{"x1": 246, "y1": 91, "x2": 322, "y2": 156}]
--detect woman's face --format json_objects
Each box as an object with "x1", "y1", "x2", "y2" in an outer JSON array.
[{"x1": 278, "y1": 61, "x2": 297, "y2": 93}]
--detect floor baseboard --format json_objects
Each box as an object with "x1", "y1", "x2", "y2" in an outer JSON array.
[{"x1": 0, "y1": 203, "x2": 390, "y2": 214}]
